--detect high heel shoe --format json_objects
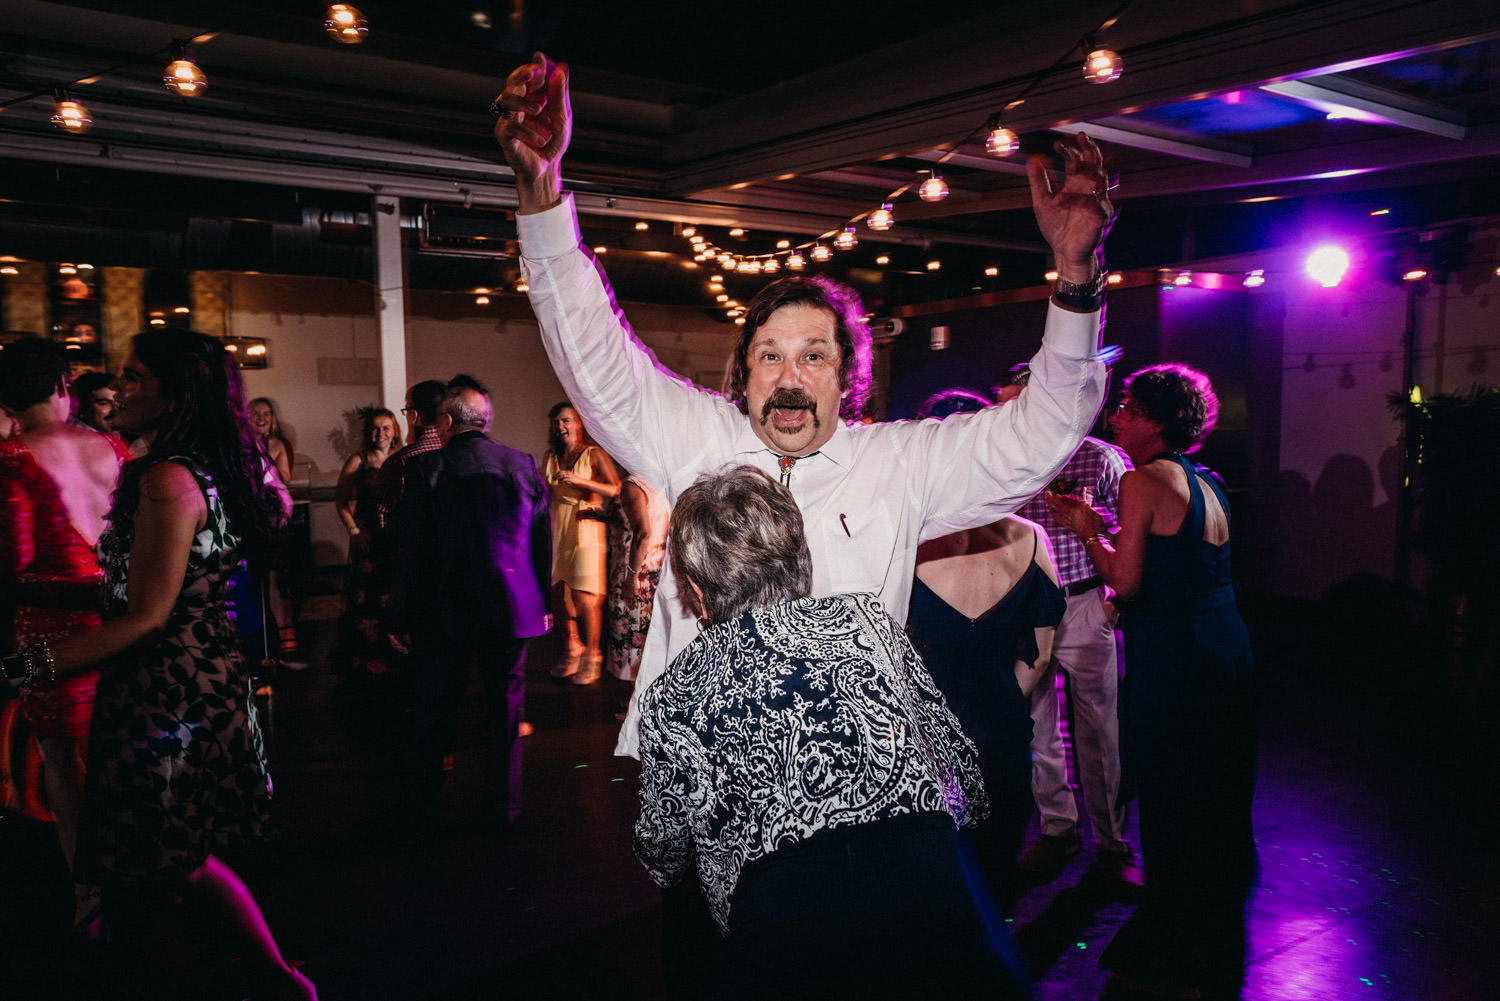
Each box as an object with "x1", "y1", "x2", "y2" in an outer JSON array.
[
  {"x1": 549, "y1": 644, "x2": 583, "y2": 680},
  {"x1": 571, "y1": 654, "x2": 602, "y2": 686}
]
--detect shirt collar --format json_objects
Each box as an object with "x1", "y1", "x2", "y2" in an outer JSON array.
[{"x1": 729, "y1": 413, "x2": 852, "y2": 467}]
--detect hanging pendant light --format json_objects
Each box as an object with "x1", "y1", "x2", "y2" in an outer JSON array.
[
  {"x1": 50, "y1": 89, "x2": 92, "y2": 133},
  {"x1": 163, "y1": 44, "x2": 207, "y2": 96},
  {"x1": 867, "y1": 203, "x2": 894, "y2": 232},
  {"x1": 919, "y1": 173, "x2": 949, "y2": 203},
  {"x1": 1083, "y1": 36, "x2": 1123, "y2": 84},
  {"x1": 325, "y1": 4, "x2": 369, "y2": 44},
  {"x1": 984, "y1": 115, "x2": 1018, "y2": 156},
  {"x1": 834, "y1": 227, "x2": 858, "y2": 251}
]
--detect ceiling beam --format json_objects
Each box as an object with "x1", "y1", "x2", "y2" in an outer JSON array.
[
  {"x1": 662, "y1": 0, "x2": 1500, "y2": 197},
  {"x1": 1260, "y1": 77, "x2": 1467, "y2": 140}
]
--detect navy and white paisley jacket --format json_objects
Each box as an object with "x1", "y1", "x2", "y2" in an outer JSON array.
[{"x1": 633, "y1": 592, "x2": 988, "y2": 934}]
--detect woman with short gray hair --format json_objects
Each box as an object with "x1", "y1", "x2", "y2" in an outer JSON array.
[{"x1": 634, "y1": 465, "x2": 1029, "y2": 997}]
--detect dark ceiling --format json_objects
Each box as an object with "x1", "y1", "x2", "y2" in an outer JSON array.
[{"x1": 2, "y1": 0, "x2": 1499, "y2": 310}]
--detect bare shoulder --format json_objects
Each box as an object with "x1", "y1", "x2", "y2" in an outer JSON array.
[{"x1": 139, "y1": 460, "x2": 205, "y2": 507}]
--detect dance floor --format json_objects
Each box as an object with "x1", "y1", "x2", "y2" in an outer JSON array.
[{"x1": 3, "y1": 593, "x2": 1492, "y2": 1000}]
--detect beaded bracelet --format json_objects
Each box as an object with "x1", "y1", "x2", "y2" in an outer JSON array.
[{"x1": 1, "y1": 641, "x2": 56, "y2": 688}]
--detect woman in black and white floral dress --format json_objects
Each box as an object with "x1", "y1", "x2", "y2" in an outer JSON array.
[
  {"x1": 633, "y1": 466, "x2": 1030, "y2": 999},
  {"x1": 4, "y1": 331, "x2": 315, "y2": 1000}
]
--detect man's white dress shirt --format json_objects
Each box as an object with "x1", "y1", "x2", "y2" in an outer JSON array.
[{"x1": 519, "y1": 194, "x2": 1110, "y2": 756}]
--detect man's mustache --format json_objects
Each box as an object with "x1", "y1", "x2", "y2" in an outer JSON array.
[{"x1": 760, "y1": 388, "x2": 819, "y2": 422}]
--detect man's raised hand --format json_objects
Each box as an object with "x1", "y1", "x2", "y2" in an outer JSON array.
[
  {"x1": 493, "y1": 52, "x2": 570, "y2": 213},
  {"x1": 1027, "y1": 132, "x2": 1115, "y2": 283}
]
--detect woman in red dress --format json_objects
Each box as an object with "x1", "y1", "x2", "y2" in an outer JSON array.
[{"x1": 0, "y1": 339, "x2": 131, "y2": 925}]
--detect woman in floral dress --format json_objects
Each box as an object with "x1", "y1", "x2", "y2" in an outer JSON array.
[{"x1": 3, "y1": 331, "x2": 315, "y2": 999}]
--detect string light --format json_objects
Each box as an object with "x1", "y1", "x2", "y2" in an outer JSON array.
[
  {"x1": 1083, "y1": 37, "x2": 1123, "y2": 84},
  {"x1": 325, "y1": 4, "x2": 368, "y2": 44},
  {"x1": 666, "y1": 8, "x2": 1128, "y2": 280},
  {"x1": 919, "y1": 173, "x2": 949, "y2": 203},
  {"x1": 1243, "y1": 270, "x2": 1265, "y2": 288},
  {"x1": 984, "y1": 116, "x2": 1018, "y2": 157},
  {"x1": 163, "y1": 44, "x2": 207, "y2": 96},
  {"x1": 50, "y1": 89, "x2": 92, "y2": 133}
]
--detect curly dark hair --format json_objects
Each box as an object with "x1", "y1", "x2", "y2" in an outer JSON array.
[
  {"x1": 0, "y1": 337, "x2": 70, "y2": 411},
  {"x1": 1123, "y1": 363, "x2": 1219, "y2": 454},
  {"x1": 110, "y1": 330, "x2": 284, "y2": 569},
  {"x1": 723, "y1": 275, "x2": 873, "y2": 421}
]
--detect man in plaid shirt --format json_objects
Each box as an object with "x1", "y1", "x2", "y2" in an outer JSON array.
[{"x1": 1000, "y1": 365, "x2": 1139, "y2": 888}]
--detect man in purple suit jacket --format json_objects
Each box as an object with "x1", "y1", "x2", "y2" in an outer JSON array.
[{"x1": 391, "y1": 376, "x2": 552, "y2": 830}]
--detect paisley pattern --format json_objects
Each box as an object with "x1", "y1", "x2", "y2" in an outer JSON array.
[
  {"x1": 634, "y1": 592, "x2": 987, "y2": 933},
  {"x1": 78, "y1": 456, "x2": 273, "y2": 885}
]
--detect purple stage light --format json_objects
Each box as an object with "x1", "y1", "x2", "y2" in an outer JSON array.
[{"x1": 1305, "y1": 246, "x2": 1350, "y2": 288}]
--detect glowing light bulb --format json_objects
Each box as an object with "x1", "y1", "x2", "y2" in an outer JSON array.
[
  {"x1": 164, "y1": 55, "x2": 207, "y2": 96},
  {"x1": 1305, "y1": 246, "x2": 1350, "y2": 288},
  {"x1": 1174, "y1": 271, "x2": 1193, "y2": 287},
  {"x1": 984, "y1": 267, "x2": 999, "y2": 277},
  {"x1": 919, "y1": 175, "x2": 949, "y2": 203},
  {"x1": 324, "y1": 4, "x2": 368, "y2": 44},
  {"x1": 761, "y1": 258, "x2": 779, "y2": 273},
  {"x1": 926, "y1": 259, "x2": 941, "y2": 271},
  {"x1": 1243, "y1": 270, "x2": 1265, "y2": 288},
  {"x1": 681, "y1": 227, "x2": 696, "y2": 237},
  {"x1": 985, "y1": 125, "x2": 1018, "y2": 157},
  {"x1": 475, "y1": 295, "x2": 491, "y2": 305},
  {"x1": 867, "y1": 203, "x2": 894, "y2": 231},
  {"x1": 786, "y1": 250, "x2": 806, "y2": 271},
  {"x1": 776, "y1": 239, "x2": 791, "y2": 250},
  {"x1": 811, "y1": 243, "x2": 831, "y2": 263},
  {"x1": 875, "y1": 255, "x2": 889, "y2": 266},
  {"x1": 729, "y1": 228, "x2": 745, "y2": 237},
  {"x1": 834, "y1": 227, "x2": 858, "y2": 251},
  {"x1": 50, "y1": 96, "x2": 92, "y2": 133},
  {"x1": 1107, "y1": 272, "x2": 1124, "y2": 285},
  {"x1": 634, "y1": 221, "x2": 649, "y2": 231},
  {"x1": 1044, "y1": 270, "x2": 1060, "y2": 282},
  {"x1": 515, "y1": 279, "x2": 529, "y2": 293},
  {"x1": 1402, "y1": 268, "x2": 1428, "y2": 282},
  {"x1": 741, "y1": 259, "x2": 762, "y2": 274},
  {"x1": 1084, "y1": 47, "x2": 1123, "y2": 84}
]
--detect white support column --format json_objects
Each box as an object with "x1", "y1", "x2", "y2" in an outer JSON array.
[{"x1": 371, "y1": 194, "x2": 408, "y2": 413}]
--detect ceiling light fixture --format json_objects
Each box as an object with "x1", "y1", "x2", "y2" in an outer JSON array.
[
  {"x1": 811, "y1": 243, "x2": 832, "y2": 263},
  {"x1": 163, "y1": 44, "x2": 207, "y2": 96},
  {"x1": 867, "y1": 203, "x2": 894, "y2": 231},
  {"x1": 50, "y1": 89, "x2": 92, "y2": 133},
  {"x1": 834, "y1": 227, "x2": 858, "y2": 251},
  {"x1": 325, "y1": 5, "x2": 369, "y2": 44},
  {"x1": 918, "y1": 173, "x2": 949, "y2": 203},
  {"x1": 984, "y1": 115, "x2": 1018, "y2": 157},
  {"x1": 1082, "y1": 36, "x2": 1123, "y2": 84}
]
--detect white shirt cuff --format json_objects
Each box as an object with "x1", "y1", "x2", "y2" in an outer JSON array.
[{"x1": 516, "y1": 192, "x2": 582, "y2": 261}]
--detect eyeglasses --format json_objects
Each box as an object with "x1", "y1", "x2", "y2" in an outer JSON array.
[
  {"x1": 1115, "y1": 400, "x2": 1145, "y2": 418},
  {"x1": 400, "y1": 407, "x2": 418, "y2": 415}
]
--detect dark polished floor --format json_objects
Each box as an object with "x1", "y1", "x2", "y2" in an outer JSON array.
[{"x1": 3, "y1": 592, "x2": 1495, "y2": 1000}]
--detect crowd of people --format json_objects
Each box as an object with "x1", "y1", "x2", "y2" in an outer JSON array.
[{"x1": 0, "y1": 50, "x2": 1261, "y2": 1001}]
